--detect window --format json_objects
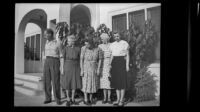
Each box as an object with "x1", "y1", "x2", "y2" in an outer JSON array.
[
  {"x1": 35, "y1": 34, "x2": 40, "y2": 60},
  {"x1": 112, "y1": 13, "x2": 127, "y2": 33},
  {"x1": 25, "y1": 34, "x2": 41, "y2": 61},
  {"x1": 30, "y1": 35, "x2": 35, "y2": 60},
  {"x1": 147, "y1": 6, "x2": 161, "y2": 32},
  {"x1": 128, "y1": 9, "x2": 145, "y2": 32}
]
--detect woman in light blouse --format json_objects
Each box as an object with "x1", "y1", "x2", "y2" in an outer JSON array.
[{"x1": 109, "y1": 31, "x2": 130, "y2": 106}]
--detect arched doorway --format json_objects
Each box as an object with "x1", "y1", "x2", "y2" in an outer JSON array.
[
  {"x1": 70, "y1": 5, "x2": 91, "y2": 26},
  {"x1": 24, "y1": 23, "x2": 42, "y2": 73},
  {"x1": 15, "y1": 9, "x2": 47, "y2": 74}
]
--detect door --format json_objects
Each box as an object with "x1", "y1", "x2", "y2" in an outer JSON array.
[{"x1": 24, "y1": 34, "x2": 43, "y2": 73}]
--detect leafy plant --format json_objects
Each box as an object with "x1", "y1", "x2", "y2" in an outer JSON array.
[
  {"x1": 134, "y1": 67, "x2": 157, "y2": 102},
  {"x1": 119, "y1": 19, "x2": 159, "y2": 102},
  {"x1": 56, "y1": 22, "x2": 69, "y2": 41},
  {"x1": 134, "y1": 19, "x2": 159, "y2": 102}
]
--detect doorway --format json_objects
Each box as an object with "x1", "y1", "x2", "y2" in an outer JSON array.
[{"x1": 16, "y1": 9, "x2": 47, "y2": 74}]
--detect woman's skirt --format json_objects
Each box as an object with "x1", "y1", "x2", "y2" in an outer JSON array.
[
  {"x1": 100, "y1": 58, "x2": 111, "y2": 89},
  {"x1": 62, "y1": 60, "x2": 82, "y2": 90},
  {"x1": 82, "y1": 61, "x2": 99, "y2": 93},
  {"x1": 110, "y1": 56, "x2": 127, "y2": 89}
]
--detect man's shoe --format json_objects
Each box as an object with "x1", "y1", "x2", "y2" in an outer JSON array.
[{"x1": 44, "y1": 100, "x2": 51, "y2": 104}]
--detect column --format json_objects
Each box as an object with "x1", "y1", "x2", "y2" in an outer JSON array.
[
  {"x1": 126, "y1": 12, "x2": 129, "y2": 30},
  {"x1": 59, "y1": 4, "x2": 71, "y2": 26}
]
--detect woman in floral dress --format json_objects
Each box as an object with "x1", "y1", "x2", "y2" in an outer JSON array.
[
  {"x1": 98, "y1": 33, "x2": 112, "y2": 104},
  {"x1": 80, "y1": 35, "x2": 102, "y2": 105}
]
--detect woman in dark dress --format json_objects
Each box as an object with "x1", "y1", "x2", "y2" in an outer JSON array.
[{"x1": 61, "y1": 34, "x2": 82, "y2": 106}]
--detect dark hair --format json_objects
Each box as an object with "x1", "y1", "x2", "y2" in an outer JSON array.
[
  {"x1": 85, "y1": 34, "x2": 95, "y2": 49},
  {"x1": 45, "y1": 28, "x2": 54, "y2": 36},
  {"x1": 113, "y1": 31, "x2": 121, "y2": 38},
  {"x1": 113, "y1": 31, "x2": 119, "y2": 35}
]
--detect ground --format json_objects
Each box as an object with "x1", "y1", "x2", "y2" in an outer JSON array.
[{"x1": 14, "y1": 90, "x2": 159, "y2": 107}]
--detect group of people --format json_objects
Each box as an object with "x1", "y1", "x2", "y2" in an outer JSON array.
[{"x1": 43, "y1": 27, "x2": 130, "y2": 107}]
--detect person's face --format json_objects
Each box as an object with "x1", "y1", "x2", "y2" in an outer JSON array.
[
  {"x1": 114, "y1": 33, "x2": 120, "y2": 42},
  {"x1": 101, "y1": 38, "x2": 108, "y2": 44},
  {"x1": 44, "y1": 31, "x2": 53, "y2": 41},
  {"x1": 85, "y1": 41, "x2": 90, "y2": 48},
  {"x1": 67, "y1": 40, "x2": 75, "y2": 46}
]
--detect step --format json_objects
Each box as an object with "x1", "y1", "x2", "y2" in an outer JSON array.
[
  {"x1": 15, "y1": 78, "x2": 43, "y2": 91},
  {"x1": 15, "y1": 85, "x2": 44, "y2": 96},
  {"x1": 15, "y1": 73, "x2": 43, "y2": 82}
]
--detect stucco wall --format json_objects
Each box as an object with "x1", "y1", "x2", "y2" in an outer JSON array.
[{"x1": 15, "y1": 3, "x2": 60, "y2": 34}]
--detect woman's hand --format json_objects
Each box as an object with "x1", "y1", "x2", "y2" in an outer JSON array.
[
  {"x1": 126, "y1": 65, "x2": 129, "y2": 72},
  {"x1": 60, "y1": 66, "x2": 64, "y2": 75},
  {"x1": 97, "y1": 69, "x2": 100, "y2": 76},
  {"x1": 109, "y1": 64, "x2": 112, "y2": 69},
  {"x1": 80, "y1": 70, "x2": 84, "y2": 77}
]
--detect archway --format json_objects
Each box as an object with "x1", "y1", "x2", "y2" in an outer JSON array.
[
  {"x1": 70, "y1": 5, "x2": 91, "y2": 26},
  {"x1": 15, "y1": 9, "x2": 47, "y2": 74}
]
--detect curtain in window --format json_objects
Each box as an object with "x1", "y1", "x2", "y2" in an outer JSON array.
[
  {"x1": 36, "y1": 34, "x2": 40, "y2": 60},
  {"x1": 128, "y1": 9, "x2": 145, "y2": 32},
  {"x1": 147, "y1": 6, "x2": 161, "y2": 32},
  {"x1": 147, "y1": 6, "x2": 161, "y2": 61},
  {"x1": 112, "y1": 13, "x2": 127, "y2": 33},
  {"x1": 30, "y1": 36, "x2": 35, "y2": 60}
]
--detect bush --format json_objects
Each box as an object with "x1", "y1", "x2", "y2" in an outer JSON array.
[{"x1": 134, "y1": 67, "x2": 157, "y2": 102}]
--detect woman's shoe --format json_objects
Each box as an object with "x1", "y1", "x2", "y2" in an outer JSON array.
[
  {"x1": 88, "y1": 100, "x2": 92, "y2": 105},
  {"x1": 71, "y1": 100, "x2": 79, "y2": 105},
  {"x1": 107, "y1": 99, "x2": 112, "y2": 104},
  {"x1": 83, "y1": 100, "x2": 90, "y2": 105},
  {"x1": 118, "y1": 101, "x2": 125, "y2": 107},
  {"x1": 66, "y1": 101, "x2": 70, "y2": 107},
  {"x1": 91, "y1": 99, "x2": 96, "y2": 105},
  {"x1": 102, "y1": 99, "x2": 107, "y2": 104},
  {"x1": 113, "y1": 101, "x2": 119, "y2": 106}
]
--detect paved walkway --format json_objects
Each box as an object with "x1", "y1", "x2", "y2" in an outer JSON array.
[{"x1": 14, "y1": 91, "x2": 159, "y2": 107}]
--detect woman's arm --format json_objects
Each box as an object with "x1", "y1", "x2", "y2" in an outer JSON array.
[
  {"x1": 97, "y1": 58, "x2": 102, "y2": 76},
  {"x1": 97, "y1": 48, "x2": 103, "y2": 76},
  {"x1": 109, "y1": 55, "x2": 113, "y2": 67},
  {"x1": 126, "y1": 47, "x2": 130, "y2": 72},
  {"x1": 80, "y1": 47, "x2": 85, "y2": 76}
]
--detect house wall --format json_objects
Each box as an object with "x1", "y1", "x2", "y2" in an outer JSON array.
[{"x1": 15, "y1": 3, "x2": 161, "y2": 74}]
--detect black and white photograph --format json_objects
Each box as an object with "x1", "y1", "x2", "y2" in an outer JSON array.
[{"x1": 14, "y1": 3, "x2": 161, "y2": 107}]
